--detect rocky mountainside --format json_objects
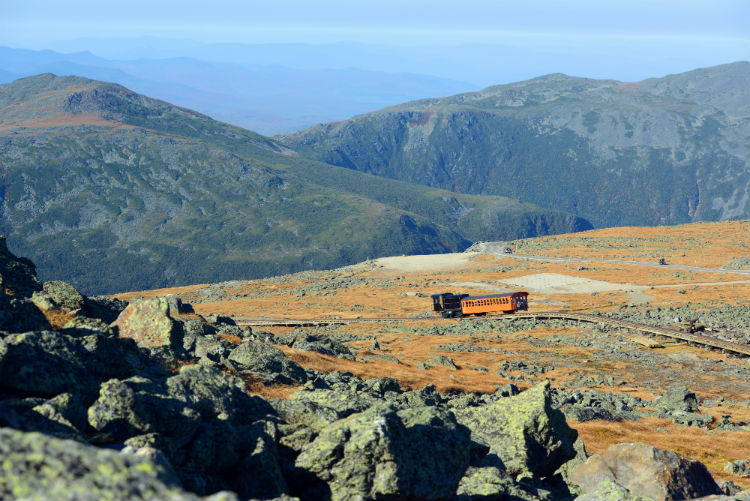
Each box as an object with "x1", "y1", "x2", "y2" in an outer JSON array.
[
  {"x1": 0, "y1": 242, "x2": 737, "y2": 501},
  {"x1": 0, "y1": 73, "x2": 589, "y2": 294},
  {"x1": 280, "y1": 62, "x2": 750, "y2": 228}
]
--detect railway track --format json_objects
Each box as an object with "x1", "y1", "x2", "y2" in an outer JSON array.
[{"x1": 238, "y1": 312, "x2": 750, "y2": 357}]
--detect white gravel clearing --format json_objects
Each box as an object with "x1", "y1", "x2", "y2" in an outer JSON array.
[
  {"x1": 502, "y1": 273, "x2": 644, "y2": 294},
  {"x1": 373, "y1": 252, "x2": 479, "y2": 271}
]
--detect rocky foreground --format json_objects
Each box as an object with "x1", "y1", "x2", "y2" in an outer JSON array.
[{"x1": 0, "y1": 237, "x2": 748, "y2": 501}]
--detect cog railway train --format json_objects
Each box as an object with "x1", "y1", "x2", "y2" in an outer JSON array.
[{"x1": 431, "y1": 291, "x2": 529, "y2": 318}]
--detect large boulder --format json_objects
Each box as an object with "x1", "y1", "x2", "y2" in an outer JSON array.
[
  {"x1": 571, "y1": 442, "x2": 722, "y2": 501},
  {"x1": 225, "y1": 341, "x2": 307, "y2": 385},
  {"x1": 32, "y1": 280, "x2": 86, "y2": 312},
  {"x1": 0, "y1": 330, "x2": 139, "y2": 398},
  {"x1": 113, "y1": 297, "x2": 186, "y2": 352},
  {"x1": 454, "y1": 381, "x2": 578, "y2": 480},
  {"x1": 0, "y1": 235, "x2": 42, "y2": 297},
  {"x1": 87, "y1": 365, "x2": 283, "y2": 498},
  {"x1": 0, "y1": 427, "x2": 229, "y2": 501},
  {"x1": 294, "y1": 403, "x2": 472, "y2": 501}
]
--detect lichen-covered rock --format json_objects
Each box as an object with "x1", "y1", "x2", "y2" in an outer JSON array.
[
  {"x1": 33, "y1": 280, "x2": 87, "y2": 312},
  {"x1": 164, "y1": 364, "x2": 276, "y2": 424},
  {"x1": 61, "y1": 315, "x2": 114, "y2": 336},
  {"x1": 418, "y1": 354, "x2": 458, "y2": 370},
  {"x1": 654, "y1": 386, "x2": 699, "y2": 413},
  {"x1": 0, "y1": 294, "x2": 52, "y2": 333},
  {"x1": 180, "y1": 318, "x2": 218, "y2": 354},
  {"x1": 291, "y1": 334, "x2": 353, "y2": 359},
  {"x1": 571, "y1": 442, "x2": 722, "y2": 501},
  {"x1": 456, "y1": 465, "x2": 542, "y2": 500},
  {"x1": 86, "y1": 295, "x2": 130, "y2": 323},
  {"x1": 225, "y1": 341, "x2": 307, "y2": 384},
  {"x1": 87, "y1": 365, "x2": 283, "y2": 498},
  {"x1": 574, "y1": 479, "x2": 656, "y2": 501},
  {"x1": 0, "y1": 235, "x2": 42, "y2": 297},
  {"x1": 454, "y1": 381, "x2": 578, "y2": 480},
  {"x1": 0, "y1": 427, "x2": 225, "y2": 501},
  {"x1": 724, "y1": 459, "x2": 750, "y2": 477},
  {"x1": 113, "y1": 297, "x2": 184, "y2": 351},
  {"x1": 294, "y1": 403, "x2": 472, "y2": 501},
  {"x1": 0, "y1": 331, "x2": 94, "y2": 397}
]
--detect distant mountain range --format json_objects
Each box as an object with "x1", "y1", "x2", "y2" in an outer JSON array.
[
  {"x1": 0, "y1": 74, "x2": 588, "y2": 294},
  {"x1": 0, "y1": 46, "x2": 475, "y2": 134},
  {"x1": 281, "y1": 62, "x2": 750, "y2": 228}
]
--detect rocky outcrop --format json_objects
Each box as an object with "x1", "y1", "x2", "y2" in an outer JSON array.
[
  {"x1": 571, "y1": 442, "x2": 722, "y2": 501},
  {"x1": 453, "y1": 381, "x2": 578, "y2": 480},
  {"x1": 294, "y1": 403, "x2": 472, "y2": 501},
  {"x1": 0, "y1": 427, "x2": 231, "y2": 501}
]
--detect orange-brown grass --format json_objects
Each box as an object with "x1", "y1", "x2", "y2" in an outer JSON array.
[
  {"x1": 41, "y1": 309, "x2": 78, "y2": 330},
  {"x1": 520, "y1": 220, "x2": 749, "y2": 269},
  {"x1": 279, "y1": 346, "x2": 512, "y2": 394},
  {"x1": 572, "y1": 418, "x2": 750, "y2": 489}
]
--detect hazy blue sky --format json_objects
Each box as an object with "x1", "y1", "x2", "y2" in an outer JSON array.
[
  {"x1": 2, "y1": 0, "x2": 748, "y2": 45},
  {"x1": 1, "y1": 0, "x2": 748, "y2": 83}
]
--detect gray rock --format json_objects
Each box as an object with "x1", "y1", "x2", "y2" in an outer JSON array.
[
  {"x1": 457, "y1": 465, "x2": 542, "y2": 500},
  {"x1": 655, "y1": 386, "x2": 699, "y2": 413},
  {"x1": 0, "y1": 427, "x2": 214, "y2": 501},
  {"x1": 574, "y1": 479, "x2": 656, "y2": 501},
  {"x1": 454, "y1": 381, "x2": 578, "y2": 480},
  {"x1": 291, "y1": 334, "x2": 353, "y2": 359},
  {"x1": 0, "y1": 235, "x2": 42, "y2": 298},
  {"x1": 294, "y1": 403, "x2": 472, "y2": 501},
  {"x1": 113, "y1": 297, "x2": 186, "y2": 355},
  {"x1": 226, "y1": 341, "x2": 307, "y2": 384},
  {"x1": 571, "y1": 442, "x2": 722, "y2": 501},
  {"x1": 724, "y1": 459, "x2": 750, "y2": 477},
  {"x1": 33, "y1": 280, "x2": 86, "y2": 312},
  {"x1": 0, "y1": 293, "x2": 52, "y2": 333},
  {"x1": 0, "y1": 330, "x2": 139, "y2": 398},
  {"x1": 60, "y1": 315, "x2": 114, "y2": 336},
  {"x1": 418, "y1": 354, "x2": 459, "y2": 370}
]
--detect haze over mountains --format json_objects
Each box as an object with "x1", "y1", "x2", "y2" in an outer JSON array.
[
  {"x1": 283, "y1": 62, "x2": 750, "y2": 228},
  {"x1": 0, "y1": 73, "x2": 587, "y2": 294},
  {"x1": 0, "y1": 45, "x2": 475, "y2": 134}
]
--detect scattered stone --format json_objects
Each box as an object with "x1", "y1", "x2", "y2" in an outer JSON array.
[
  {"x1": 724, "y1": 459, "x2": 750, "y2": 477},
  {"x1": 418, "y1": 354, "x2": 459, "y2": 370},
  {"x1": 571, "y1": 442, "x2": 722, "y2": 501},
  {"x1": 655, "y1": 386, "x2": 699, "y2": 413},
  {"x1": 225, "y1": 341, "x2": 308, "y2": 384}
]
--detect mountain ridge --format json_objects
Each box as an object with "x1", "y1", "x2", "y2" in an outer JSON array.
[
  {"x1": 0, "y1": 73, "x2": 589, "y2": 294},
  {"x1": 280, "y1": 62, "x2": 749, "y2": 227}
]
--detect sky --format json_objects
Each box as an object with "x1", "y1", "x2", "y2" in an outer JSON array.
[{"x1": 0, "y1": 0, "x2": 748, "y2": 83}]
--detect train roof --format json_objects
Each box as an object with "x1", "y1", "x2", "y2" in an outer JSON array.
[{"x1": 462, "y1": 292, "x2": 527, "y2": 301}]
